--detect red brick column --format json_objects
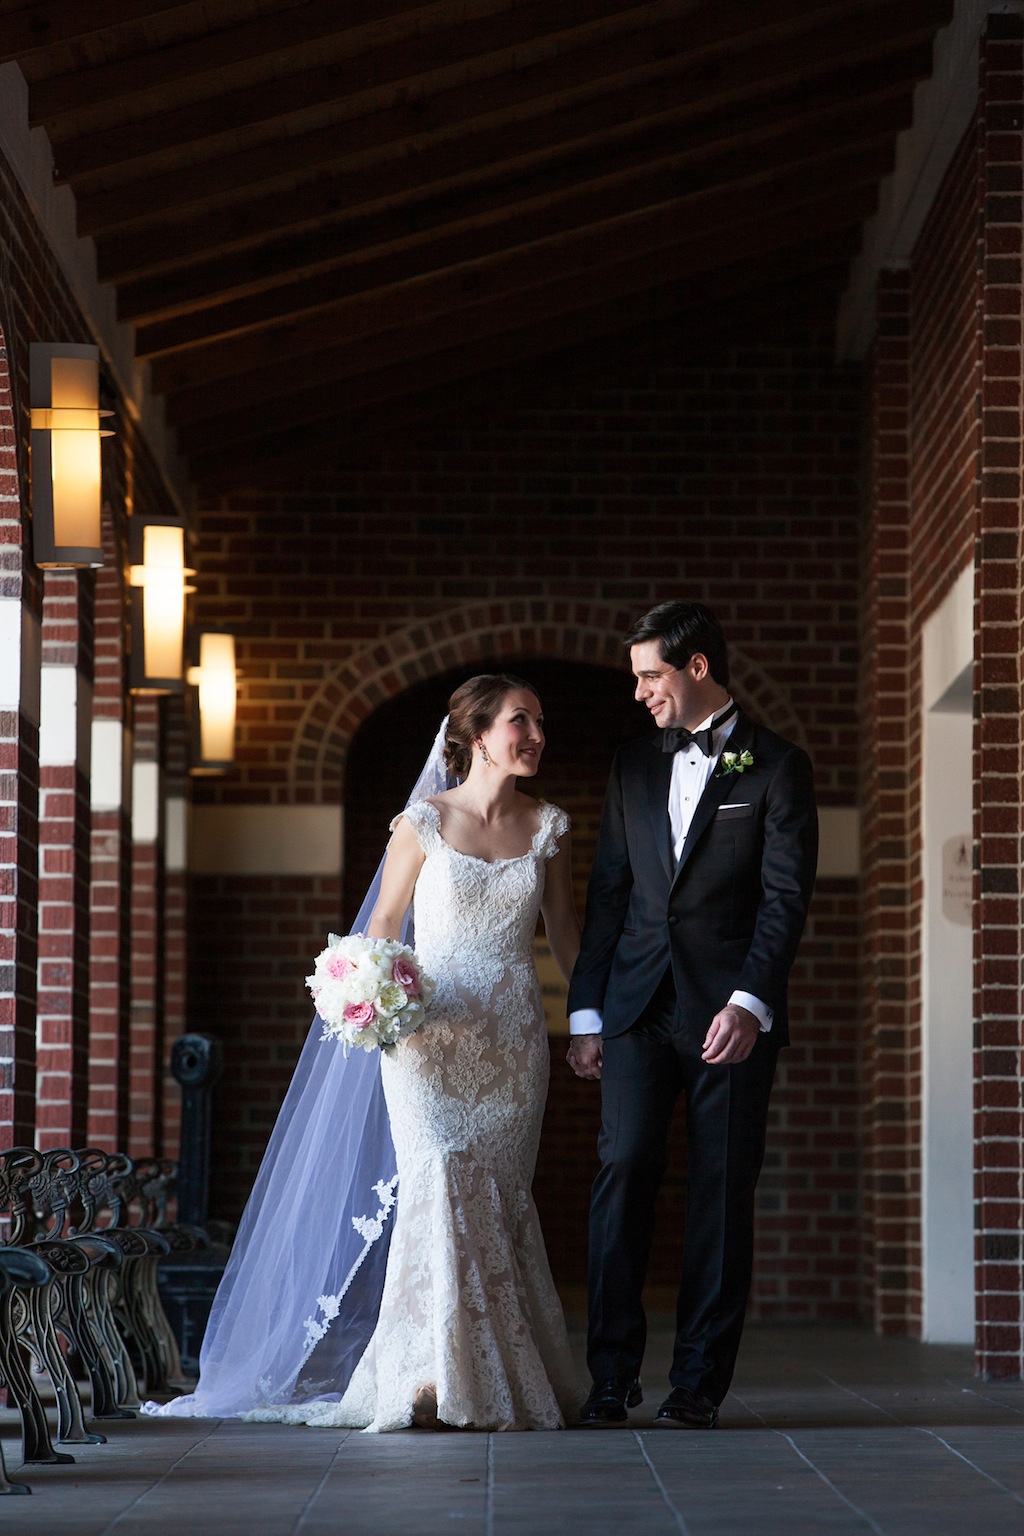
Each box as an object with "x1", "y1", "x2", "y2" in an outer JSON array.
[
  {"x1": 861, "y1": 269, "x2": 919, "y2": 1333},
  {"x1": 974, "y1": 16, "x2": 1024, "y2": 1379},
  {"x1": 161, "y1": 696, "x2": 189, "y2": 1159},
  {"x1": 129, "y1": 697, "x2": 164, "y2": 1158},
  {"x1": 0, "y1": 325, "x2": 41, "y2": 1149},
  {"x1": 87, "y1": 514, "x2": 132, "y2": 1150},
  {"x1": 36, "y1": 570, "x2": 93, "y2": 1148}
]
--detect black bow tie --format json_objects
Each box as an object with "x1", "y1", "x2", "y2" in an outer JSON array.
[{"x1": 662, "y1": 702, "x2": 737, "y2": 756}]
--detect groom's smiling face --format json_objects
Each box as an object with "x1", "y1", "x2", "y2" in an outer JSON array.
[{"x1": 630, "y1": 640, "x2": 709, "y2": 731}]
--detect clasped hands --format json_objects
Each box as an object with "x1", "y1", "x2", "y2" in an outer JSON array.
[{"x1": 566, "y1": 1002, "x2": 760, "y2": 1080}]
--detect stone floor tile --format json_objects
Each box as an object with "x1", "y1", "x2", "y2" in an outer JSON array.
[{"x1": 2, "y1": 1326, "x2": 1024, "y2": 1536}]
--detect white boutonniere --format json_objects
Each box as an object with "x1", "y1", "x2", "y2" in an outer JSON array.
[{"x1": 718, "y1": 748, "x2": 754, "y2": 777}]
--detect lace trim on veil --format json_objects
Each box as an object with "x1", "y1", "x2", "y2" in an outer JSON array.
[{"x1": 298, "y1": 1174, "x2": 398, "y2": 1370}]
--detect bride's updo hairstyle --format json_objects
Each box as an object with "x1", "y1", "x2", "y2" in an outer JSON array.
[{"x1": 443, "y1": 673, "x2": 540, "y2": 779}]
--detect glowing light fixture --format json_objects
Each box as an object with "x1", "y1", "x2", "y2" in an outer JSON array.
[
  {"x1": 128, "y1": 516, "x2": 195, "y2": 693},
  {"x1": 187, "y1": 632, "x2": 238, "y2": 774},
  {"x1": 30, "y1": 342, "x2": 113, "y2": 567}
]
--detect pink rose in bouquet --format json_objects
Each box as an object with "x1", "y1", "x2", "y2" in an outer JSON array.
[
  {"x1": 392, "y1": 957, "x2": 420, "y2": 996},
  {"x1": 343, "y1": 1000, "x2": 376, "y2": 1029},
  {"x1": 326, "y1": 953, "x2": 356, "y2": 980}
]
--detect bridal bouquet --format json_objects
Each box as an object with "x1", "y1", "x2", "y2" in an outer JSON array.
[{"x1": 306, "y1": 933, "x2": 435, "y2": 1054}]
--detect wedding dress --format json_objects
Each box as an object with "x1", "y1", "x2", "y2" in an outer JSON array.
[{"x1": 248, "y1": 798, "x2": 578, "y2": 1432}]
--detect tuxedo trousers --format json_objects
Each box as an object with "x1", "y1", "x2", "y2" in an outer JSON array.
[{"x1": 587, "y1": 974, "x2": 779, "y2": 1404}]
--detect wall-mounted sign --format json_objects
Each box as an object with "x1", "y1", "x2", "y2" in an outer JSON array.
[{"x1": 941, "y1": 835, "x2": 972, "y2": 927}]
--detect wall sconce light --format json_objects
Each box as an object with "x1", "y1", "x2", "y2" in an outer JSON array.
[
  {"x1": 186, "y1": 632, "x2": 238, "y2": 774},
  {"x1": 128, "y1": 516, "x2": 195, "y2": 693},
  {"x1": 30, "y1": 342, "x2": 113, "y2": 567}
]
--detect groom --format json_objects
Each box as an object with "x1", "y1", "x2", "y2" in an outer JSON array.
[{"x1": 566, "y1": 600, "x2": 817, "y2": 1429}]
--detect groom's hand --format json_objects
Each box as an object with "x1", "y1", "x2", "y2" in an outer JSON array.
[
  {"x1": 566, "y1": 1036, "x2": 602, "y2": 1080},
  {"x1": 701, "y1": 1004, "x2": 760, "y2": 1065}
]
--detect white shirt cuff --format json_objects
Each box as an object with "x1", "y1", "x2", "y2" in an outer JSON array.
[
  {"x1": 730, "y1": 990, "x2": 773, "y2": 1033},
  {"x1": 569, "y1": 1009, "x2": 603, "y2": 1035}
]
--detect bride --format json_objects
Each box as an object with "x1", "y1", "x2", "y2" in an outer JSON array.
[{"x1": 148, "y1": 674, "x2": 580, "y2": 1432}]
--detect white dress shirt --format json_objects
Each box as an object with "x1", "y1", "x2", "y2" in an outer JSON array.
[{"x1": 569, "y1": 699, "x2": 773, "y2": 1036}]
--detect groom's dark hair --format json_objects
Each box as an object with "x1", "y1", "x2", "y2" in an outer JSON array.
[{"x1": 624, "y1": 601, "x2": 730, "y2": 688}]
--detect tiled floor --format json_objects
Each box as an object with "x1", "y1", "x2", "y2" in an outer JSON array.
[{"x1": 3, "y1": 1321, "x2": 1024, "y2": 1535}]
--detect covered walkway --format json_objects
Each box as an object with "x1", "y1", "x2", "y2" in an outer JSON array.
[{"x1": 4, "y1": 1322, "x2": 1024, "y2": 1535}]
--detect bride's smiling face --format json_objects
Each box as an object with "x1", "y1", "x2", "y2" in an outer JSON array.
[{"x1": 478, "y1": 689, "x2": 545, "y2": 776}]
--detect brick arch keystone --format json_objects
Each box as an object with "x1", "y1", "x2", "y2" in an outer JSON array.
[{"x1": 289, "y1": 601, "x2": 806, "y2": 798}]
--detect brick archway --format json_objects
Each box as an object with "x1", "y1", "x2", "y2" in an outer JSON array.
[{"x1": 290, "y1": 599, "x2": 806, "y2": 797}]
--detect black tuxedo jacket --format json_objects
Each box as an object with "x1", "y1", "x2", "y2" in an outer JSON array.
[{"x1": 567, "y1": 710, "x2": 818, "y2": 1046}]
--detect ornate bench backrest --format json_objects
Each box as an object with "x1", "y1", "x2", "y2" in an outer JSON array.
[
  {"x1": 73, "y1": 1148, "x2": 134, "y2": 1233},
  {"x1": 121, "y1": 1157, "x2": 177, "y2": 1228},
  {"x1": 0, "y1": 1146, "x2": 45, "y2": 1243}
]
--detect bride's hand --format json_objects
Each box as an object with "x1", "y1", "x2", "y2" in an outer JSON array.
[{"x1": 566, "y1": 1036, "x2": 602, "y2": 1080}]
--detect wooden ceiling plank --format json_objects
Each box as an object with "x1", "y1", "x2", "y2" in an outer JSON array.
[
  {"x1": 0, "y1": 1, "x2": 201, "y2": 63},
  {"x1": 25, "y1": 0, "x2": 497, "y2": 115},
  {"x1": 60, "y1": 0, "x2": 944, "y2": 199},
  {"x1": 117, "y1": 88, "x2": 912, "y2": 324},
  {"x1": 72, "y1": 0, "x2": 948, "y2": 235},
  {"x1": 176, "y1": 249, "x2": 851, "y2": 448},
  {"x1": 46, "y1": 0, "x2": 711, "y2": 170},
  {"x1": 132, "y1": 133, "x2": 896, "y2": 363},
  {"x1": 156, "y1": 174, "x2": 881, "y2": 411},
  {"x1": 139, "y1": 140, "x2": 893, "y2": 366},
  {"x1": 99, "y1": 41, "x2": 929, "y2": 283},
  {"x1": 184, "y1": 234, "x2": 861, "y2": 474}
]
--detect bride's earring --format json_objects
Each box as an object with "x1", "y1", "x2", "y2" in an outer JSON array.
[{"x1": 479, "y1": 743, "x2": 491, "y2": 766}]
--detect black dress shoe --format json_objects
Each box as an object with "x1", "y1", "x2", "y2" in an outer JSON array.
[
  {"x1": 654, "y1": 1386, "x2": 719, "y2": 1429},
  {"x1": 578, "y1": 1376, "x2": 643, "y2": 1427}
]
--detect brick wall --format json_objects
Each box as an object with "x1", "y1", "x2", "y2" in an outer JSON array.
[
  {"x1": 88, "y1": 510, "x2": 132, "y2": 1149},
  {"x1": 860, "y1": 20, "x2": 1024, "y2": 1376},
  {"x1": 128, "y1": 698, "x2": 163, "y2": 1159},
  {"x1": 189, "y1": 307, "x2": 864, "y2": 1316},
  {"x1": 973, "y1": 22, "x2": 1024, "y2": 1380},
  {"x1": 193, "y1": 871, "x2": 343, "y2": 1218},
  {"x1": 161, "y1": 697, "x2": 189, "y2": 1160},
  {"x1": 0, "y1": 316, "x2": 41, "y2": 1149},
  {"x1": 861, "y1": 269, "x2": 916, "y2": 1334},
  {"x1": 1, "y1": 146, "x2": 184, "y2": 1163},
  {"x1": 36, "y1": 570, "x2": 93, "y2": 1148}
]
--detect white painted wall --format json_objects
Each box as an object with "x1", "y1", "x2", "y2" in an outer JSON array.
[{"x1": 921, "y1": 566, "x2": 975, "y2": 1342}]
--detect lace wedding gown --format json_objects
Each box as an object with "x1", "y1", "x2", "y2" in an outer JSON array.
[{"x1": 251, "y1": 798, "x2": 578, "y2": 1432}]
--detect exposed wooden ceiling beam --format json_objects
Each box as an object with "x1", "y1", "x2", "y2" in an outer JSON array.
[
  {"x1": 145, "y1": 142, "x2": 891, "y2": 383},
  {"x1": 125, "y1": 131, "x2": 896, "y2": 351},
  {"x1": 168, "y1": 183, "x2": 878, "y2": 444},
  {"x1": 47, "y1": 0, "x2": 707, "y2": 175},
  {"x1": 98, "y1": 43, "x2": 928, "y2": 283},
  {"x1": 68, "y1": 0, "x2": 946, "y2": 231},
  {"x1": 27, "y1": 0, "x2": 647, "y2": 121},
  {"x1": 0, "y1": 0, "x2": 198, "y2": 61},
  {"x1": 170, "y1": 216, "x2": 865, "y2": 436},
  {"x1": 117, "y1": 88, "x2": 912, "y2": 325},
  {"x1": 186, "y1": 245, "x2": 857, "y2": 481}
]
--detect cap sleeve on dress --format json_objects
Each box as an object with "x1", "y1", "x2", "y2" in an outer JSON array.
[
  {"x1": 536, "y1": 801, "x2": 570, "y2": 860},
  {"x1": 390, "y1": 800, "x2": 442, "y2": 854}
]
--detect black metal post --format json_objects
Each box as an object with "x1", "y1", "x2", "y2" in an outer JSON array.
[{"x1": 170, "y1": 1034, "x2": 223, "y2": 1230}]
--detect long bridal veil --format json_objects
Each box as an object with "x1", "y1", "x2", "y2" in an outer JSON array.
[{"x1": 146, "y1": 718, "x2": 451, "y2": 1417}]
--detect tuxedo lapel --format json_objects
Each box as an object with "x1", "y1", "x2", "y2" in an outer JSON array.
[
  {"x1": 645, "y1": 739, "x2": 675, "y2": 882},
  {"x1": 671, "y1": 714, "x2": 757, "y2": 887}
]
